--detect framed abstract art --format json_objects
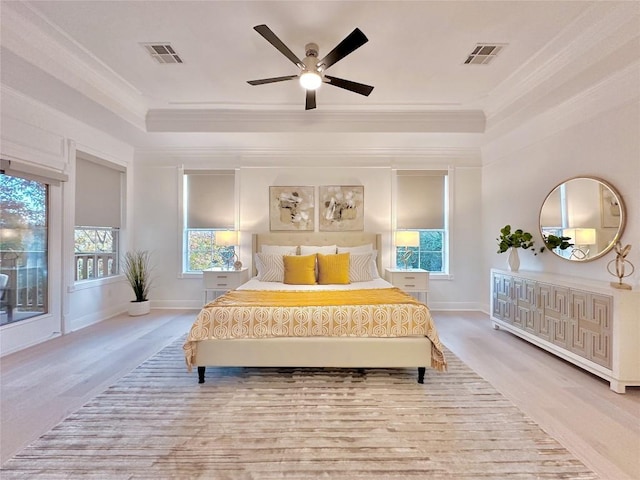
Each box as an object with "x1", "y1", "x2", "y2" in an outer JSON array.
[
  {"x1": 319, "y1": 185, "x2": 364, "y2": 231},
  {"x1": 269, "y1": 186, "x2": 315, "y2": 231}
]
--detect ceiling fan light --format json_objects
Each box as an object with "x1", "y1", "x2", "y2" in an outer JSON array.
[{"x1": 299, "y1": 71, "x2": 322, "y2": 90}]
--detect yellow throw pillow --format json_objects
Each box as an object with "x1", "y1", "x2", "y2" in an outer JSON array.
[
  {"x1": 283, "y1": 254, "x2": 317, "y2": 285},
  {"x1": 317, "y1": 253, "x2": 351, "y2": 285}
]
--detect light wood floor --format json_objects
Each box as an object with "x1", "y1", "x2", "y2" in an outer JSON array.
[{"x1": 1, "y1": 309, "x2": 639, "y2": 478}]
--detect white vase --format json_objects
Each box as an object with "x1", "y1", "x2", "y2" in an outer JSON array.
[
  {"x1": 128, "y1": 300, "x2": 151, "y2": 316},
  {"x1": 507, "y1": 247, "x2": 520, "y2": 272}
]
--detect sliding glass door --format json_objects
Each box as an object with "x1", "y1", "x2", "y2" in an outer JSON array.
[{"x1": 0, "y1": 173, "x2": 48, "y2": 325}]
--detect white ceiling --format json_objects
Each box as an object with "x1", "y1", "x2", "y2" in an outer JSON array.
[{"x1": 1, "y1": 1, "x2": 638, "y2": 151}]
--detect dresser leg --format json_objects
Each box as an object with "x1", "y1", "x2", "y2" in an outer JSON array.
[
  {"x1": 197, "y1": 366, "x2": 206, "y2": 384},
  {"x1": 417, "y1": 367, "x2": 425, "y2": 384}
]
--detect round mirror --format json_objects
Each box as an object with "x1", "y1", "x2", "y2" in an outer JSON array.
[{"x1": 539, "y1": 177, "x2": 626, "y2": 262}]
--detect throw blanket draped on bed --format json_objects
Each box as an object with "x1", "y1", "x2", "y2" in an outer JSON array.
[{"x1": 183, "y1": 288, "x2": 446, "y2": 372}]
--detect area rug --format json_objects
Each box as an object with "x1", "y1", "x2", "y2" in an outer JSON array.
[{"x1": 1, "y1": 338, "x2": 598, "y2": 479}]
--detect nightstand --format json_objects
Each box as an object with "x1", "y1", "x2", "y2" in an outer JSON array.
[
  {"x1": 385, "y1": 268, "x2": 429, "y2": 304},
  {"x1": 202, "y1": 268, "x2": 249, "y2": 304}
]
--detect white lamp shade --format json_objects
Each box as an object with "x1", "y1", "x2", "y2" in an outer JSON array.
[
  {"x1": 215, "y1": 230, "x2": 238, "y2": 247},
  {"x1": 563, "y1": 228, "x2": 596, "y2": 245},
  {"x1": 395, "y1": 230, "x2": 420, "y2": 247}
]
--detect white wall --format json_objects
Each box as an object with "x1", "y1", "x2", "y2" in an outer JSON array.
[
  {"x1": 481, "y1": 96, "x2": 640, "y2": 311},
  {"x1": 133, "y1": 154, "x2": 484, "y2": 311},
  {"x1": 0, "y1": 87, "x2": 134, "y2": 355}
]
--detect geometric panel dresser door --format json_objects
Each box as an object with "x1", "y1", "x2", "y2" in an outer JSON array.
[{"x1": 491, "y1": 269, "x2": 640, "y2": 393}]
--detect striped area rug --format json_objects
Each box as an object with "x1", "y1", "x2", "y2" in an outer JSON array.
[{"x1": 1, "y1": 338, "x2": 598, "y2": 479}]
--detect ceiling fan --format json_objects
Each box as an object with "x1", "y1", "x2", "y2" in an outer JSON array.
[{"x1": 247, "y1": 24, "x2": 374, "y2": 110}]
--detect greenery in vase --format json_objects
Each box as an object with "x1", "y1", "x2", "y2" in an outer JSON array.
[
  {"x1": 497, "y1": 225, "x2": 536, "y2": 254},
  {"x1": 123, "y1": 250, "x2": 152, "y2": 302}
]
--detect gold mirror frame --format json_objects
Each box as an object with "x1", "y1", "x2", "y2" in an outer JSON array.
[{"x1": 539, "y1": 176, "x2": 626, "y2": 262}]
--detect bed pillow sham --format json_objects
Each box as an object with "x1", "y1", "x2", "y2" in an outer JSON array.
[
  {"x1": 348, "y1": 252, "x2": 378, "y2": 282},
  {"x1": 299, "y1": 245, "x2": 337, "y2": 255},
  {"x1": 317, "y1": 253, "x2": 351, "y2": 285},
  {"x1": 255, "y1": 253, "x2": 287, "y2": 282},
  {"x1": 337, "y1": 244, "x2": 373, "y2": 254},
  {"x1": 283, "y1": 254, "x2": 317, "y2": 285},
  {"x1": 261, "y1": 245, "x2": 298, "y2": 255}
]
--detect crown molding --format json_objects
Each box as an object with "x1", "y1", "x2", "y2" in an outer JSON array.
[
  {"x1": 485, "y1": 2, "x2": 639, "y2": 123},
  {"x1": 134, "y1": 145, "x2": 481, "y2": 168},
  {"x1": 482, "y1": 61, "x2": 640, "y2": 165},
  {"x1": 1, "y1": 2, "x2": 147, "y2": 131},
  {"x1": 145, "y1": 109, "x2": 486, "y2": 133}
]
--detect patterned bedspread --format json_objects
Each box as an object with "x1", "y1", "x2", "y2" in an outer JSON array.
[{"x1": 183, "y1": 287, "x2": 446, "y2": 371}]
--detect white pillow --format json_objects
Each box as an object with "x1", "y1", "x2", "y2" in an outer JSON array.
[
  {"x1": 337, "y1": 244, "x2": 373, "y2": 254},
  {"x1": 349, "y1": 252, "x2": 376, "y2": 282},
  {"x1": 261, "y1": 245, "x2": 297, "y2": 255},
  {"x1": 255, "y1": 253, "x2": 286, "y2": 282},
  {"x1": 300, "y1": 245, "x2": 337, "y2": 255}
]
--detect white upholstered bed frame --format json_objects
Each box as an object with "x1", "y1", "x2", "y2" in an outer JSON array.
[{"x1": 193, "y1": 232, "x2": 434, "y2": 383}]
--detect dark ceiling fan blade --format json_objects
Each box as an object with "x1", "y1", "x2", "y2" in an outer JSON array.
[
  {"x1": 324, "y1": 75, "x2": 374, "y2": 96},
  {"x1": 305, "y1": 90, "x2": 317, "y2": 110},
  {"x1": 253, "y1": 24, "x2": 304, "y2": 69},
  {"x1": 247, "y1": 75, "x2": 297, "y2": 86},
  {"x1": 317, "y1": 28, "x2": 368, "y2": 70}
]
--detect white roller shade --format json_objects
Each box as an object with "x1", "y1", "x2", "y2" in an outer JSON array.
[
  {"x1": 1, "y1": 158, "x2": 68, "y2": 185},
  {"x1": 397, "y1": 170, "x2": 446, "y2": 229},
  {"x1": 185, "y1": 170, "x2": 235, "y2": 229},
  {"x1": 75, "y1": 154, "x2": 123, "y2": 228}
]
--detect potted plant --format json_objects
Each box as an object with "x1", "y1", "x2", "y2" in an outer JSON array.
[
  {"x1": 497, "y1": 225, "x2": 537, "y2": 271},
  {"x1": 122, "y1": 250, "x2": 153, "y2": 316}
]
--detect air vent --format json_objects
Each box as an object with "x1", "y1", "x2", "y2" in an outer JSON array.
[
  {"x1": 142, "y1": 43, "x2": 183, "y2": 64},
  {"x1": 463, "y1": 44, "x2": 506, "y2": 65}
]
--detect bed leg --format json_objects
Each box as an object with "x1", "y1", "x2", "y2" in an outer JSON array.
[
  {"x1": 197, "y1": 366, "x2": 206, "y2": 384},
  {"x1": 417, "y1": 367, "x2": 426, "y2": 384}
]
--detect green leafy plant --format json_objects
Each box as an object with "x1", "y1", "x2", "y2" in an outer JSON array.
[
  {"x1": 542, "y1": 234, "x2": 574, "y2": 252},
  {"x1": 122, "y1": 250, "x2": 152, "y2": 302},
  {"x1": 497, "y1": 225, "x2": 536, "y2": 254}
]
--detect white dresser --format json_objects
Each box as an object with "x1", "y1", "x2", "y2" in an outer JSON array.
[
  {"x1": 202, "y1": 268, "x2": 249, "y2": 304},
  {"x1": 490, "y1": 268, "x2": 640, "y2": 393},
  {"x1": 385, "y1": 268, "x2": 429, "y2": 304}
]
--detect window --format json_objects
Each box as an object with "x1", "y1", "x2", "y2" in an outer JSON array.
[
  {"x1": 182, "y1": 170, "x2": 236, "y2": 273},
  {"x1": 0, "y1": 171, "x2": 49, "y2": 325},
  {"x1": 396, "y1": 170, "x2": 449, "y2": 274},
  {"x1": 396, "y1": 230, "x2": 447, "y2": 272},
  {"x1": 74, "y1": 227, "x2": 119, "y2": 281},
  {"x1": 74, "y1": 152, "x2": 124, "y2": 282}
]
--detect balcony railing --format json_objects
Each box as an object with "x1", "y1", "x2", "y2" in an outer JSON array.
[
  {"x1": 1, "y1": 250, "x2": 47, "y2": 324},
  {"x1": 75, "y1": 252, "x2": 118, "y2": 281}
]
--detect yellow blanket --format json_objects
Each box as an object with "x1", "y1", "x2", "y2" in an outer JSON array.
[{"x1": 184, "y1": 288, "x2": 446, "y2": 372}]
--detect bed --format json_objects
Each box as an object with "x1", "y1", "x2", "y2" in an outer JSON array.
[{"x1": 183, "y1": 232, "x2": 446, "y2": 383}]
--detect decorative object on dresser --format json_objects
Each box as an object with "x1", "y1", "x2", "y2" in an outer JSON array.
[
  {"x1": 202, "y1": 268, "x2": 249, "y2": 305},
  {"x1": 539, "y1": 176, "x2": 626, "y2": 262},
  {"x1": 269, "y1": 186, "x2": 315, "y2": 231},
  {"x1": 496, "y1": 225, "x2": 537, "y2": 272},
  {"x1": 319, "y1": 185, "x2": 364, "y2": 231},
  {"x1": 385, "y1": 267, "x2": 429, "y2": 304},
  {"x1": 122, "y1": 250, "x2": 153, "y2": 316},
  {"x1": 215, "y1": 230, "x2": 241, "y2": 269},
  {"x1": 394, "y1": 230, "x2": 420, "y2": 269},
  {"x1": 607, "y1": 242, "x2": 633, "y2": 290},
  {"x1": 490, "y1": 268, "x2": 640, "y2": 393}
]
